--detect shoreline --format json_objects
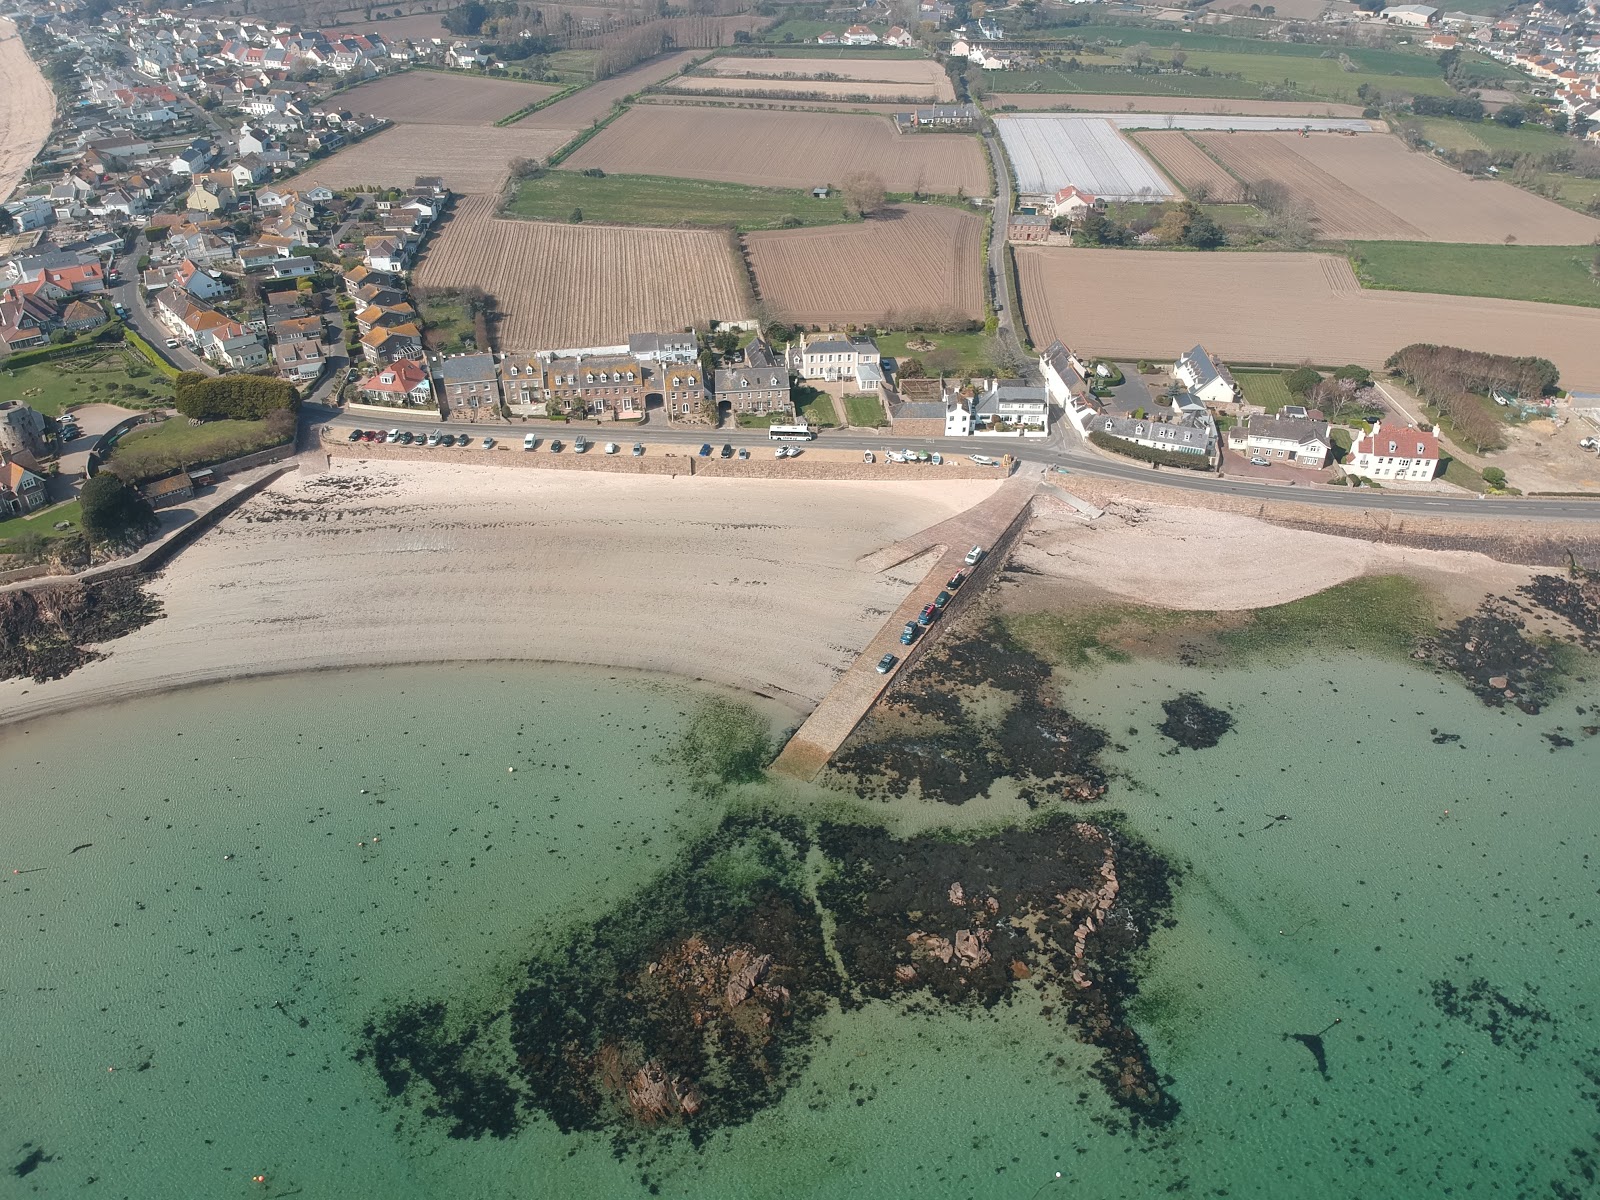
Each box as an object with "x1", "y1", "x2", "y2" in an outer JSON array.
[{"x1": 0, "y1": 17, "x2": 55, "y2": 204}]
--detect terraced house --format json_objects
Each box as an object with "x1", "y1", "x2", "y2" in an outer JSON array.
[
  {"x1": 438, "y1": 353, "x2": 502, "y2": 422},
  {"x1": 713, "y1": 338, "x2": 791, "y2": 417},
  {"x1": 508, "y1": 353, "x2": 646, "y2": 420}
]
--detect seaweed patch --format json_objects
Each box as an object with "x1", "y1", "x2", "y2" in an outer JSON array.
[
  {"x1": 1156, "y1": 693, "x2": 1235, "y2": 751},
  {"x1": 1430, "y1": 976, "x2": 1552, "y2": 1060}
]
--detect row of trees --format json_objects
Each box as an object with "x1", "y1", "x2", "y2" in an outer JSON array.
[
  {"x1": 174, "y1": 373, "x2": 299, "y2": 422},
  {"x1": 1386, "y1": 344, "x2": 1560, "y2": 453},
  {"x1": 1071, "y1": 202, "x2": 1225, "y2": 250}
]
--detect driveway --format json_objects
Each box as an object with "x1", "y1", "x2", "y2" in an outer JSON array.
[{"x1": 48, "y1": 402, "x2": 146, "y2": 499}]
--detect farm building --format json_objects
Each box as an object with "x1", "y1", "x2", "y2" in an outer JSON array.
[
  {"x1": 1380, "y1": 4, "x2": 1437, "y2": 25},
  {"x1": 894, "y1": 104, "x2": 981, "y2": 133}
]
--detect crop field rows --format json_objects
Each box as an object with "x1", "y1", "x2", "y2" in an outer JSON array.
[
  {"x1": 1015, "y1": 247, "x2": 1600, "y2": 388},
  {"x1": 704, "y1": 57, "x2": 949, "y2": 86},
  {"x1": 1129, "y1": 132, "x2": 1244, "y2": 202},
  {"x1": 743, "y1": 204, "x2": 984, "y2": 326},
  {"x1": 415, "y1": 195, "x2": 750, "y2": 350},
  {"x1": 331, "y1": 72, "x2": 559, "y2": 125},
  {"x1": 995, "y1": 115, "x2": 1173, "y2": 201},
  {"x1": 1193, "y1": 131, "x2": 1600, "y2": 244},
  {"x1": 561, "y1": 106, "x2": 991, "y2": 195},
  {"x1": 289, "y1": 124, "x2": 576, "y2": 194}
]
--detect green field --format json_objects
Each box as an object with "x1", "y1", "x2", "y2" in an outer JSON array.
[
  {"x1": 543, "y1": 50, "x2": 599, "y2": 85},
  {"x1": 724, "y1": 42, "x2": 927, "y2": 59},
  {"x1": 1417, "y1": 116, "x2": 1570, "y2": 156},
  {"x1": 414, "y1": 293, "x2": 479, "y2": 354},
  {"x1": 875, "y1": 329, "x2": 993, "y2": 374},
  {"x1": 507, "y1": 172, "x2": 856, "y2": 231},
  {"x1": 1, "y1": 348, "x2": 170, "y2": 417},
  {"x1": 843, "y1": 393, "x2": 888, "y2": 427},
  {"x1": 1351, "y1": 241, "x2": 1600, "y2": 308},
  {"x1": 109, "y1": 417, "x2": 289, "y2": 483},
  {"x1": 997, "y1": 26, "x2": 1451, "y2": 101},
  {"x1": 1234, "y1": 370, "x2": 1295, "y2": 412}
]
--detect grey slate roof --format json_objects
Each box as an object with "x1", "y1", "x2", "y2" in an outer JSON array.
[
  {"x1": 1240, "y1": 414, "x2": 1329, "y2": 445},
  {"x1": 438, "y1": 353, "x2": 497, "y2": 383}
]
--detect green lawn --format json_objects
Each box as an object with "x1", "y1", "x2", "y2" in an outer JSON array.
[
  {"x1": 843, "y1": 393, "x2": 888, "y2": 427},
  {"x1": 544, "y1": 50, "x2": 599, "y2": 85},
  {"x1": 795, "y1": 388, "x2": 838, "y2": 428},
  {"x1": 109, "y1": 417, "x2": 289, "y2": 483},
  {"x1": 736, "y1": 411, "x2": 782, "y2": 428},
  {"x1": 508, "y1": 171, "x2": 856, "y2": 231},
  {"x1": 0, "y1": 498, "x2": 80, "y2": 546},
  {"x1": 1417, "y1": 116, "x2": 1571, "y2": 157},
  {"x1": 1234, "y1": 370, "x2": 1294, "y2": 412},
  {"x1": 1, "y1": 349, "x2": 170, "y2": 417},
  {"x1": 414, "y1": 293, "x2": 479, "y2": 354},
  {"x1": 876, "y1": 329, "x2": 994, "y2": 375},
  {"x1": 1441, "y1": 456, "x2": 1491, "y2": 493},
  {"x1": 1350, "y1": 242, "x2": 1600, "y2": 308}
]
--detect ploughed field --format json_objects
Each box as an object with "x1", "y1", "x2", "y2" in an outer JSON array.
[
  {"x1": 330, "y1": 72, "x2": 559, "y2": 125},
  {"x1": 288, "y1": 124, "x2": 575, "y2": 194},
  {"x1": 1015, "y1": 247, "x2": 1600, "y2": 388},
  {"x1": 414, "y1": 194, "x2": 750, "y2": 350},
  {"x1": 989, "y1": 94, "x2": 1367, "y2": 117},
  {"x1": 744, "y1": 204, "x2": 984, "y2": 326},
  {"x1": 515, "y1": 50, "x2": 700, "y2": 129},
  {"x1": 1193, "y1": 131, "x2": 1600, "y2": 243},
  {"x1": 661, "y1": 76, "x2": 949, "y2": 103},
  {"x1": 669, "y1": 55, "x2": 956, "y2": 103},
  {"x1": 1129, "y1": 131, "x2": 1244, "y2": 202},
  {"x1": 560, "y1": 106, "x2": 991, "y2": 196}
]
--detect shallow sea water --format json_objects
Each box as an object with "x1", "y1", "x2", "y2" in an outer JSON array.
[{"x1": 2, "y1": 655, "x2": 1597, "y2": 1199}]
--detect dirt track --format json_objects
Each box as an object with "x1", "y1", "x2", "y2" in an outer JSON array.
[{"x1": 1016, "y1": 247, "x2": 1600, "y2": 388}]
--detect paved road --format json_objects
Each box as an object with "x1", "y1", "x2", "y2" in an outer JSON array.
[
  {"x1": 981, "y1": 132, "x2": 1032, "y2": 378},
  {"x1": 109, "y1": 246, "x2": 210, "y2": 373},
  {"x1": 321, "y1": 413, "x2": 1600, "y2": 521}
]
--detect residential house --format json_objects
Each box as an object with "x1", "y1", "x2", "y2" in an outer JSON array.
[
  {"x1": 363, "y1": 234, "x2": 412, "y2": 273},
  {"x1": 1226, "y1": 413, "x2": 1332, "y2": 469},
  {"x1": 437, "y1": 353, "x2": 501, "y2": 420},
  {"x1": 1347, "y1": 421, "x2": 1441, "y2": 481},
  {"x1": 0, "y1": 402, "x2": 52, "y2": 460},
  {"x1": 513, "y1": 352, "x2": 646, "y2": 419},
  {"x1": 60, "y1": 299, "x2": 104, "y2": 333},
  {"x1": 0, "y1": 457, "x2": 49, "y2": 514},
  {"x1": 1051, "y1": 185, "x2": 1104, "y2": 223},
  {"x1": 169, "y1": 138, "x2": 214, "y2": 175},
  {"x1": 343, "y1": 264, "x2": 401, "y2": 295},
  {"x1": 884, "y1": 25, "x2": 915, "y2": 47},
  {"x1": 713, "y1": 338, "x2": 792, "y2": 416},
  {"x1": 175, "y1": 258, "x2": 230, "y2": 300},
  {"x1": 0, "y1": 293, "x2": 54, "y2": 350},
  {"x1": 816, "y1": 30, "x2": 841, "y2": 45},
  {"x1": 974, "y1": 382, "x2": 1050, "y2": 435},
  {"x1": 790, "y1": 334, "x2": 884, "y2": 390},
  {"x1": 1039, "y1": 340, "x2": 1092, "y2": 407},
  {"x1": 1007, "y1": 213, "x2": 1050, "y2": 243},
  {"x1": 270, "y1": 314, "x2": 322, "y2": 344},
  {"x1": 354, "y1": 302, "x2": 417, "y2": 335},
  {"x1": 627, "y1": 330, "x2": 700, "y2": 364},
  {"x1": 264, "y1": 256, "x2": 317, "y2": 280},
  {"x1": 447, "y1": 41, "x2": 489, "y2": 68},
  {"x1": 213, "y1": 332, "x2": 270, "y2": 369},
  {"x1": 894, "y1": 104, "x2": 981, "y2": 132},
  {"x1": 272, "y1": 338, "x2": 325, "y2": 382},
  {"x1": 236, "y1": 244, "x2": 282, "y2": 272},
  {"x1": 1172, "y1": 344, "x2": 1239, "y2": 407},
  {"x1": 842, "y1": 24, "x2": 880, "y2": 44},
  {"x1": 660, "y1": 362, "x2": 710, "y2": 421},
  {"x1": 356, "y1": 358, "x2": 434, "y2": 407},
  {"x1": 360, "y1": 322, "x2": 423, "y2": 363},
  {"x1": 1097, "y1": 409, "x2": 1219, "y2": 462}
]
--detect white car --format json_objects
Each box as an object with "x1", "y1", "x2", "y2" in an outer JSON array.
[
  {"x1": 605, "y1": 442, "x2": 618, "y2": 454},
  {"x1": 164, "y1": 338, "x2": 180, "y2": 348},
  {"x1": 964, "y1": 545, "x2": 985, "y2": 566},
  {"x1": 426, "y1": 432, "x2": 441, "y2": 446},
  {"x1": 523, "y1": 433, "x2": 539, "y2": 451},
  {"x1": 632, "y1": 443, "x2": 644, "y2": 456}
]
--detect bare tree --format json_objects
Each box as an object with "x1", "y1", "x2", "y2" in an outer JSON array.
[
  {"x1": 840, "y1": 171, "x2": 887, "y2": 218},
  {"x1": 1250, "y1": 178, "x2": 1291, "y2": 213}
]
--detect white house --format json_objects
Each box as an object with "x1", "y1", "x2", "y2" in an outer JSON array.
[
  {"x1": 1226, "y1": 413, "x2": 1332, "y2": 469},
  {"x1": 1347, "y1": 421, "x2": 1441, "y2": 481},
  {"x1": 790, "y1": 334, "x2": 884, "y2": 390},
  {"x1": 1051, "y1": 185, "x2": 1104, "y2": 223},
  {"x1": 447, "y1": 41, "x2": 489, "y2": 68},
  {"x1": 841, "y1": 24, "x2": 880, "y2": 44},
  {"x1": 1172, "y1": 345, "x2": 1239, "y2": 407},
  {"x1": 974, "y1": 381, "x2": 1050, "y2": 436}
]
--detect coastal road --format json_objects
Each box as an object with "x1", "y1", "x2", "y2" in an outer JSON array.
[{"x1": 320, "y1": 414, "x2": 1600, "y2": 522}]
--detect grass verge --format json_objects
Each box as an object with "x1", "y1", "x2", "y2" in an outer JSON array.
[
  {"x1": 108, "y1": 417, "x2": 290, "y2": 483},
  {"x1": 843, "y1": 393, "x2": 888, "y2": 427},
  {"x1": 1234, "y1": 369, "x2": 1294, "y2": 412}
]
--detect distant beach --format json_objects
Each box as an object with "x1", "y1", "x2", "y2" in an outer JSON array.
[{"x1": 0, "y1": 17, "x2": 54, "y2": 204}]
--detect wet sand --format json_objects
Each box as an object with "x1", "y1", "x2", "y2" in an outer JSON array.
[{"x1": 0, "y1": 19, "x2": 54, "y2": 203}]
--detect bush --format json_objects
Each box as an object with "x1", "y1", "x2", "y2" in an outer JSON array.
[
  {"x1": 1089, "y1": 430, "x2": 1213, "y2": 471},
  {"x1": 1482, "y1": 466, "x2": 1507, "y2": 489},
  {"x1": 1333, "y1": 364, "x2": 1371, "y2": 383},
  {"x1": 175, "y1": 373, "x2": 298, "y2": 421},
  {"x1": 79, "y1": 472, "x2": 158, "y2": 548}
]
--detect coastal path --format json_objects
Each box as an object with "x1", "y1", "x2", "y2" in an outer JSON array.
[{"x1": 771, "y1": 474, "x2": 1043, "y2": 779}]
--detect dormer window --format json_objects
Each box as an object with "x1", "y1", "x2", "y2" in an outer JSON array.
[{"x1": 1417, "y1": 442, "x2": 1427, "y2": 454}]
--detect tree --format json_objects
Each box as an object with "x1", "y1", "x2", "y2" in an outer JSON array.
[
  {"x1": 79, "y1": 473, "x2": 158, "y2": 548},
  {"x1": 982, "y1": 334, "x2": 1031, "y2": 377},
  {"x1": 1182, "y1": 208, "x2": 1225, "y2": 249},
  {"x1": 840, "y1": 171, "x2": 887, "y2": 218},
  {"x1": 569, "y1": 207, "x2": 583, "y2": 223},
  {"x1": 1250, "y1": 178, "x2": 1291, "y2": 214},
  {"x1": 1494, "y1": 105, "x2": 1524, "y2": 127},
  {"x1": 1283, "y1": 365, "x2": 1322, "y2": 395}
]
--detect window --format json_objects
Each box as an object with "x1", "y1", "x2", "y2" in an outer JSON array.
[{"x1": 1417, "y1": 443, "x2": 1427, "y2": 455}]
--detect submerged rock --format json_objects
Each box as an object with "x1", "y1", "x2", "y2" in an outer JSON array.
[{"x1": 1157, "y1": 693, "x2": 1235, "y2": 750}]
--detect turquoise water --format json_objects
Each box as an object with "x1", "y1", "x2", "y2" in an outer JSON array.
[{"x1": 3, "y1": 655, "x2": 1597, "y2": 1198}]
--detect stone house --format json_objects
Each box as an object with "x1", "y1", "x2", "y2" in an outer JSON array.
[
  {"x1": 0, "y1": 456, "x2": 49, "y2": 514},
  {"x1": 1226, "y1": 413, "x2": 1332, "y2": 469},
  {"x1": 713, "y1": 338, "x2": 791, "y2": 416},
  {"x1": 438, "y1": 353, "x2": 501, "y2": 421},
  {"x1": 509, "y1": 353, "x2": 645, "y2": 420},
  {"x1": 1, "y1": 402, "x2": 51, "y2": 461}
]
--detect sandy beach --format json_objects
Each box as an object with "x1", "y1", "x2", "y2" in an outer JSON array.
[
  {"x1": 0, "y1": 19, "x2": 54, "y2": 204},
  {"x1": 0, "y1": 464, "x2": 1002, "y2": 726}
]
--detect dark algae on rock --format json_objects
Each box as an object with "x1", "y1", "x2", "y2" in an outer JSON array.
[
  {"x1": 360, "y1": 812, "x2": 1180, "y2": 1148},
  {"x1": 0, "y1": 576, "x2": 162, "y2": 683},
  {"x1": 1156, "y1": 693, "x2": 1235, "y2": 750}
]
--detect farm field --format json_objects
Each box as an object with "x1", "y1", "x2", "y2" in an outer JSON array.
[
  {"x1": 661, "y1": 76, "x2": 947, "y2": 103},
  {"x1": 506, "y1": 171, "x2": 856, "y2": 230},
  {"x1": 1351, "y1": 241, "x2": 1600, "y2": 308},
  {"x1": 990, "y1": 94, "x2": 1366, "y2": 117},
  {"x1": 561, "y1": 106, "x2": 990, "y2": 195},
  {"x1": 704, "y1": 56, "x2": 952, "y2": 90},
  {"x1": 516, "y1": 50, "x2": 699, "y2": 129},
  {"x1": 1416, "y1": 116, "x2": 1572, "y2": 156},
  {"x1": 1195, "y1": 130, "x2": 1600, "y2": 243},
  {"x1": 1015, "y1": 247, "x2": 1600, "y2": 388},
  {"x1": 414, "y1": 194, "x2": 749, "y2": 350},
  {"x1": 745, "y1": 204, "x2": 984, "y2": 327},
  {"x1": 288, "y1": 123, "x2": 576, "y2": 194},
  {"x1": 329, "y1": 72, "x2": 558, "y2": 125},
  {"x1": 995, "y1": 115, "x2": 1172, "y2": 200},
  {"x1": 640, "y1": 95, "x2": 909, "y2": 115},
  {"x1": 1130, "y1": 131, "x2": 1245, "y2": 201}
]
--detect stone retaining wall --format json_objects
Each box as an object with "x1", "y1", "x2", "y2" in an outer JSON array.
[{"x1": 326, "y1": 440, "x2": 1006, "y2": 481}]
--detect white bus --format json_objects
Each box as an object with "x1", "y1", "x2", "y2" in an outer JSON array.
[{"x1": 768, "y1": 424, "x2": 816, "y2": 442}]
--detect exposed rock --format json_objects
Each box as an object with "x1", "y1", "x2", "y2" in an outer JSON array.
[
  {"x1": 954, "y1": 928, "x2": 991, "y2": 968},
  {"x1": 724, "y1": 952, "x2": 772, "y2": 1008},
  {"x1": 947, "y1": 881, "x2": 965, "y2": 906}
]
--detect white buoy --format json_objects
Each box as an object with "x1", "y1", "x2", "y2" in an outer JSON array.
[{"x1": 508, "y1": 767, "x2": 516, "y2": 773}]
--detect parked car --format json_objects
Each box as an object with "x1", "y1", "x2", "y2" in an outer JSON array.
[
  {"x1": 387, "y1": 429, "x2": 401, "y2": 443},
  {"x1": 737, "y1": 447, "x2": 749, "y2": 461},
  {"x1": 964, "y1": 546, "x2": 984, "y2": 566},
  {"x1": 574, "y1": 435, "x2": 589, "y2": 454},
  {"x1": 113, "y1": 304, "x2": 127, "y2": 316},
  {"x1": 347, "y1": 428, "x2": 364, "y2": 441},
  {"x1": 632, "y1": 442, "x2": 644, "y2": 456},
  {"x1": 876, "y1": 652, "x2": 897, "y2": 674},
  {"x1": 481, "y1": 436, "x2": 495, "y2": 449},
  {"x1": 523, "y1": 433, "x2": 539, "y2": 451},
  {"x1": 605, "y1": 442, "x2": 618, "y2": 454},
  {"x1": 863, "y1": 451, "x2": 875, "y2": 464},
  {"x1": 947, "y1": 570, "x2": 967, "y2": 591},
  {"x1": 917, "y1": 603, "x2": 937, "y2": 627},
  {"x1": 550, "y1": 439, "x2": 563, "y2": 452},
  {"x1": 1249, "y1": 456, "x2": 1269, "y2": 467},
  {"x1": 720, "y1": 443, "x2": 733, "y2": 458},
  {"x1": 900, "y1": 622, "x2": 918, "y2": 645},
  {"x1": 933, "y1": 590, "x2": 952, "y2": 611},
  {"x1": 426, "y1": 432, "x2": 441, "y2": 446},
  {"x1": 398, "y1": 430, "x2": 413, "y2": 445},
  {"x1": 700, "y1": 443, "x2": 713, "y2": 457},
  {"x1": 164, "y1": 338, "x2": 180, "y2": 348}
]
